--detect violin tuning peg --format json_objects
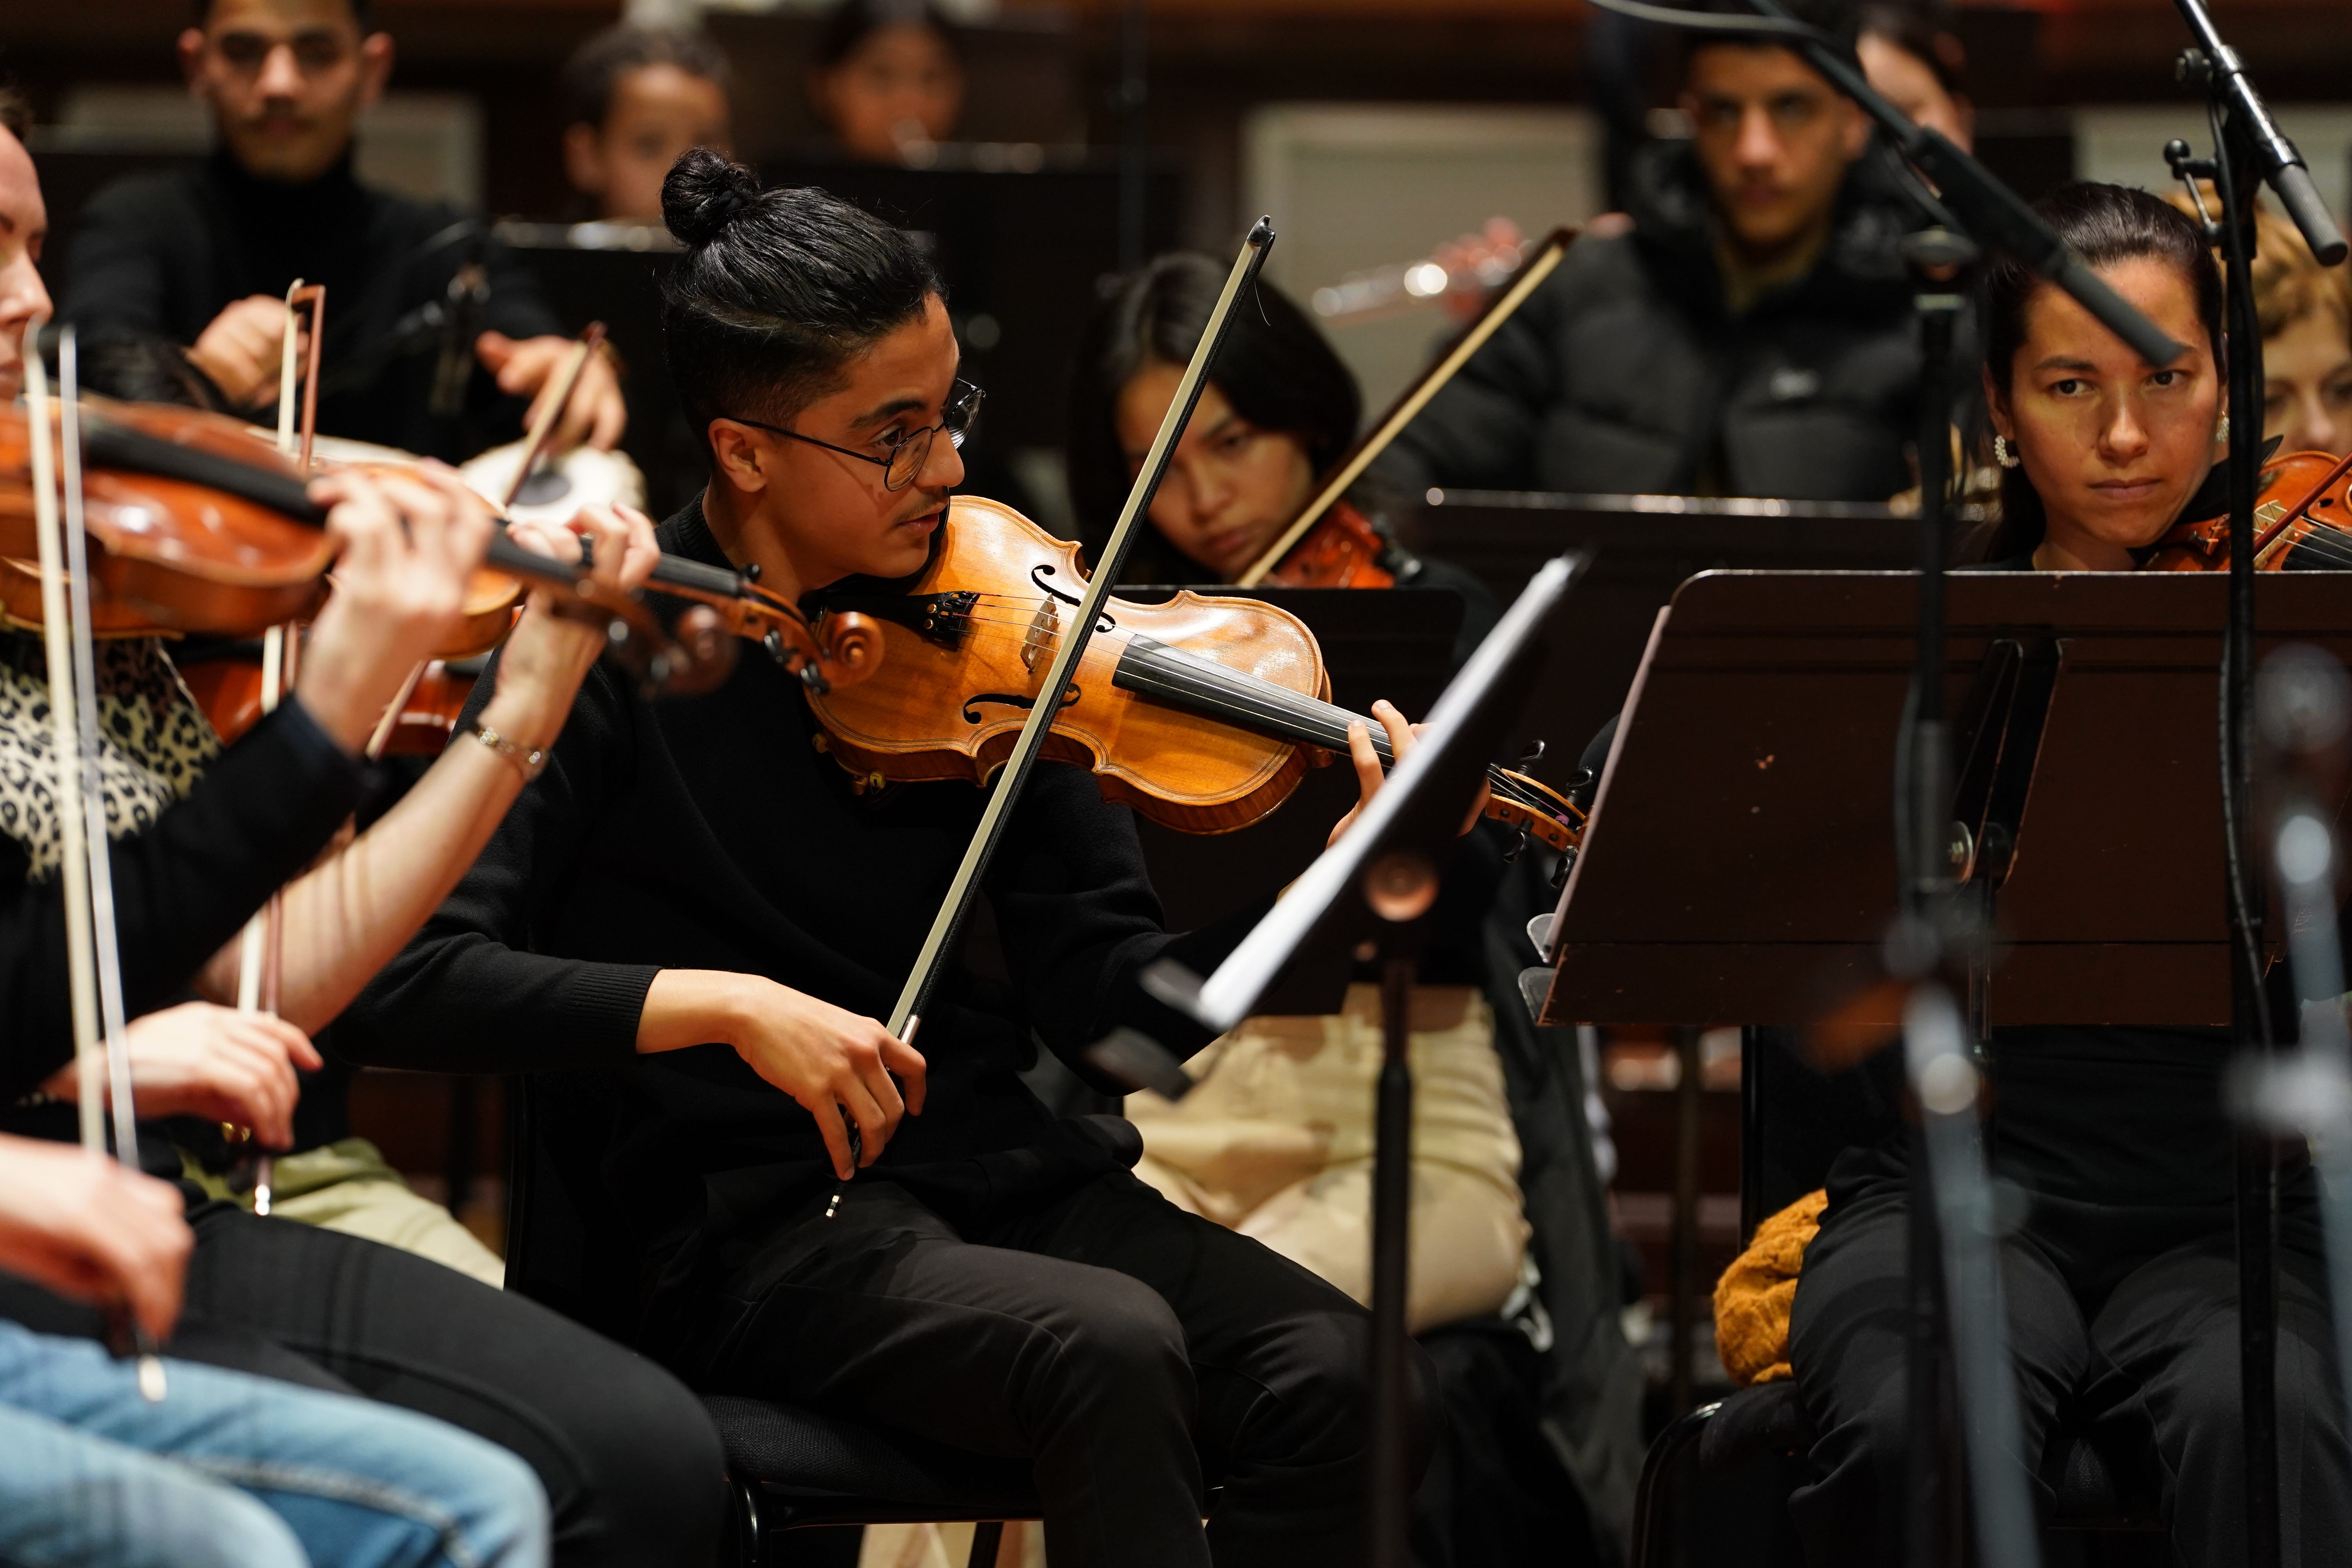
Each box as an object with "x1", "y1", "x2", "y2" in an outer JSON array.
[
  {"x1": 1516, "y1": 738, "x2": 1546, "y2": 769},
  {"x1": 743, "y1": 562, "x2": 762, "y2": 583},
  {"x1": 799, "y1": 665, "x2": 831, "y2": 696},
  {"x1": 1502, "y1": 828, "x2": 1530, "y2": 864},
  {"x1": 1550, "y1": 847, "x2": 1577, "y2": 889}
]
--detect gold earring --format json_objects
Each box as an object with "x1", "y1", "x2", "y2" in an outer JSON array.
[
  {"x1": 2217, "y1": 413, "x2": 2231, "y2": 445},
  {"x1": 1993, "y1": 434, "x2": 2021, "y2": 469}
]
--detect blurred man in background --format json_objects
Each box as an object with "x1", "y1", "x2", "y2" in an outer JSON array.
[
  {"x1": 63, "y1": 0, "x2": 623, "y2": 459},
  {"x1": 562, "y1": 24, "x2": 733, "y2": 225},
  {"x1": 809, "y1": 0, "x2": 965, "y2": 164},
  {"x1": 1378, "y1": 0, "x2": 1929, "y2": 502}
]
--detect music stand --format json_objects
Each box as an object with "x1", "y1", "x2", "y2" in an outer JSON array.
[{"x1": 1105, "y1": 553, "x2": 1587, "y2": 1568}]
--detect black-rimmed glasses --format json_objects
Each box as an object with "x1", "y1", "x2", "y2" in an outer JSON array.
[{"x1": 727, "y1": 380, "x2": 984, "y2": 492}]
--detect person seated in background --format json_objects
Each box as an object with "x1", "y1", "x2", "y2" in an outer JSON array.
[
  {"x1": 1375, "y1": 0, "x2": 1930, "y2": 502},
  {"x1": 561, "y1": 22, "x2": 733, "y2": 225},
  {"x1": 1856, "y1": 0, "x2": 1972, "y2": 151},
  {"x1": 2165, "y1": 187, "x2": 2352, "y2": 457},
  {"x1": 0, "y1": 1128, "x2": 551, "y2": 1568},
  {"x1": 809, "y1": 0, "x2": 965, "y2": 164},
  {"x1": 1791, "y1": 183, "x2": 2352, "y2": 1566},
  {"x1": 63, "y1": 0, "x2": 624, "y2": 460},
  {"x1": 1068, "y1": 255, "x2": 1642, "y2": 1566}
]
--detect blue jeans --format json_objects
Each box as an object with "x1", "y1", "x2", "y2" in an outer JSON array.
[{"x1": 0, "y1": 1320, "x2": 548, "y2": 1568}]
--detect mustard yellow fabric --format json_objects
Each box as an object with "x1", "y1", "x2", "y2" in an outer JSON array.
[{"x1": 1713, "y1": 1188, "x2": 1828, "y2": 1387}]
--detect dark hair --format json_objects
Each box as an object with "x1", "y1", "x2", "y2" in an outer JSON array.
[
  {"x1": 1858, "y1": 0, "x2": 1964, "y2": 96},
  {"x1": 1976, "y1": 181, "x2": 2225, "y2": 561},
  {"x1": 658, "y1": 149, "x2": 943, "y2": 454},
  {"x1": 817, "y1": 0, "x2": 961, "y2": 69},
  {"x1": 563, "y1": 24, "x2": 731, "y2": 131},
  {"x1": 1685, "y1": 0, "x2": 1862, "y2": 69},
  {"x1": 0, "y1": 84, "x2": 27, "y2": 142},
  {"x1": 1067, "y1": 253, "x2": 1361, "y2": 584},
  {"x1": 61, "y1": 329, "x2": 232, "y2": 414},
  {"x1": 195, "y1": 0, "x2": 377, "y2": 30}
]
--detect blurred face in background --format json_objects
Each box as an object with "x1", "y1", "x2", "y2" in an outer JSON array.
[
  {"x1": 811, "y1": 24, "x2": 964, "y2": 162},
  {"x1": 566, "y1": 64, "x2": 732, "y2": 223},
  {"x1": 1858, "y1": 30, "x2": 1973, "y2": 150},
  {"x1": 2263, "y1": 301, "x2": 2352, "y2": 457},
  {"x1": 0, "y1": 126, "x2": 51, "y2": 406},
  {"x1": 1681, "y1": 43, "x2": 1870, "y2": 262},
  {"x1": 180, "y1": 0, "x2": 392, "y2": 183},
  {"x1": 1115, "y1": 363, "x2": 1314, "y2": 581}
]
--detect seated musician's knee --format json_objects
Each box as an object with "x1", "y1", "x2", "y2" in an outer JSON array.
[{"x1": 1050, "y1": 1267, "x2": 1192, "y2": 1404}]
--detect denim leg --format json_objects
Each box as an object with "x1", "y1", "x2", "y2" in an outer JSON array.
[
  {"x1": 0, "y1": 1396, "x2": 307, "y2": 1568},
  {"x1": 0, "y1": 1322, "x2": 548, "y2": 1568}
]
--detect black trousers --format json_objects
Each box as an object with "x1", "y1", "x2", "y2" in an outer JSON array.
[
  {"x1": 662, "y1": 1170, "x2": 1439, "y2": 1568},
  {"x1": 1787, "y1": 1185, "x2": 2352, "y2": 1566},
  {"x1": 5, "y1": 1203, "x2": 727, "y2": 1568}
]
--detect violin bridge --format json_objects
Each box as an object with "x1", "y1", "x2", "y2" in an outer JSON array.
[{"x1": 1022, "y1": 595, "x2": 1059, "y2": 675}]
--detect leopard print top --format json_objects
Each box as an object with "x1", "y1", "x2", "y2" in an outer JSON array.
[{"x1": 0, "y1": 633, "x2": 222, "y2": 882}]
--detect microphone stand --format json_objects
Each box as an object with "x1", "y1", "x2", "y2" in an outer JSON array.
[{"x1": 2165, "y1": 9, "x2": 2342, "y2": 1558}]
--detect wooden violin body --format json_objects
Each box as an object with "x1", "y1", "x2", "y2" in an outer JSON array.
[
  {"x1": 811, "y1": 496, "x2": 1327, "y2": 833},
  {"x1": 809, "y1": 497, "x2": 1584, "y2": 852},
  {"x1": 2146, "y1": 448, "x2": 2352, "y2": 571},
  {"x1": 1256, "y1": 500, "x2": 1395, "y2": 589},
  {"x1": 0, "y1": 401, "x2": 332, "y2": 636}
]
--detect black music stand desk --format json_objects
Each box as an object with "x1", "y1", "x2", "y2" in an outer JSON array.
[{"x1": 1540, "y1": 569, "x2": 2352, "y2": 1030}]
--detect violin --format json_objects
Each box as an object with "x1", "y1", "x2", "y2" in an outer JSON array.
[
  {"x1": 809, "y1": 496, "x2": 1582, "y2": 849},
  {"x1": 0, "y1": 396, "x2": 886, "y2": 700},
  {"x1": 181, "y1": 649, "x2": 473, "y2": 754},
  {"x1": 1254, "y1": 499, "x2": 1395, "y2": 589},
  {"x1": 2144, "y1": 446, "x2": 2352, "y2": 571}
]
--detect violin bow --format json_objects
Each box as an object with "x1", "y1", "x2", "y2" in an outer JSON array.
[
  {"x1": 27, "y1": 325, "x2": 165, "y2": 1398},
  {"x1": 1234, "y1": 227, "x2": 1575, "y2": 588},
  {"x1": 239, "y1": 279, "x2": 327, "y2": 1214},
  {"x1": 884, "y1": 220, "x2": 1279, "y2": 1043},
  {"x1": 501, "y1": 323, "x2": 607, "y2": 511}
]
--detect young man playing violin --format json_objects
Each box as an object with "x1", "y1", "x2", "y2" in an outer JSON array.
[
  {"x1": 63, "y1": 0, "x2": 624, "y2": 461},
  {"x1": 358, "y1": 150, "x2": 1440, "y2": 1568}
]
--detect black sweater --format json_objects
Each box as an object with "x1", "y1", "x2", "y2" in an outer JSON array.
[
  {"x1": 352, "y1": 499, "x2": 1266, "y2": 1265},
  {"x1": 0, "y1": 698, "x2": 367, "y2": 1109},
  {"x1": 62, "y1": 150, "x2": 564, "y2": 459}
]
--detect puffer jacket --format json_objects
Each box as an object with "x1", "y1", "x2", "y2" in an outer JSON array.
[{"x1": 1377, "y1": 141, "x2": 1941, "y2": 502}]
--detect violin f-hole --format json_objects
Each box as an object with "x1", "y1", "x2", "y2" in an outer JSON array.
[
  {"x1": 1029, "y1": 564, "x2": 1115, "y2": 633},
  {"x1": 963, "y1": 686, "x2": 1083, "y2": 724}
]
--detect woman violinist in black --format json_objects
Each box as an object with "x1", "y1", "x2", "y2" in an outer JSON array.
[
  {"x1": 357, "y1": 151, "x2": 1440, "y2": 1568},
  {"x1": 1786, "y1": 182, "x2": 2352, "y2": 1565}
]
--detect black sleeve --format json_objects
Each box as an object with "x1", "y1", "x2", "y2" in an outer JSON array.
[
  {"x1": 343, "y1": 656, "x2": 657, "y2": 1074},
  {"x1": 1369, "y1": 262, "x2": 1577, "y2": 495},
  {"x1": 478, "y1": 230, "x2": 568, "y2": 344},
  {"x1": 0, "y1": 702, "x2": 368, "y2": 1098},
  {"x1": 58, "y1": 177, "x2": 180, "y2": 339},
  {"x1": 988, "y1": 764, "x2": 1274, "y2": 1078}
]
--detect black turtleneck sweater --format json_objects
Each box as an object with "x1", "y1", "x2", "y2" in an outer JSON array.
[
  {"x1": 349, "y1": 498, "x2": 1270, "y2": 1293},
  {"x1": 62, "y1": 149, "x2": 564, "y2": 459}
]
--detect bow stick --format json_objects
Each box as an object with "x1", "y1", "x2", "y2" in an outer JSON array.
[
  {"x1": 883, "y1": 220, "x2": 1278, "y2": 1045},
  {"x1": 238, "y1": 281, "x2": 328, "y2": 1215},
  {"x1": 1234, "y1": 227, "x2": 1574, "y2": 588},
  {"x1": 27, "y1": 324, "x2": 165, "y2": 1399}
]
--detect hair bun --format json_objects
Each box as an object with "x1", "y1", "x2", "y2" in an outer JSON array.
[{"x1": 662, "y1": 149, "x2": 761, "y2": 247}]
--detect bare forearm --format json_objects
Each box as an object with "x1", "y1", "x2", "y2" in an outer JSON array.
[{"x1": 195, "y1": 692, "x2": 550, "y2": 1031}]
